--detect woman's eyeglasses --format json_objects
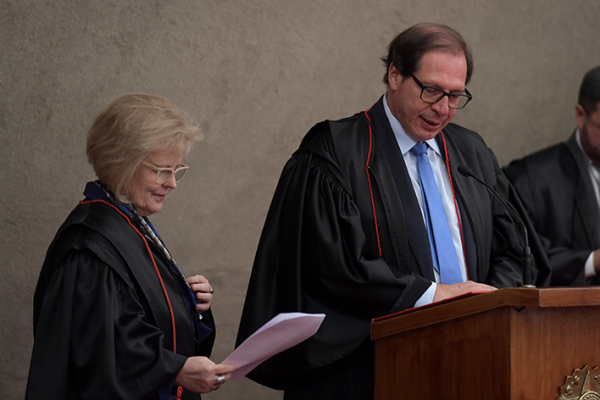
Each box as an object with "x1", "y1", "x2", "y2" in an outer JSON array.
[{"x1": 142, "y1": 162, "x2": 189, "y2": 184}]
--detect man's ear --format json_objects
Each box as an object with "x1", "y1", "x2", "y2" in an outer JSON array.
[
  {"x1": 576, "y1": 104, "x2": 586, "y2": 131},
  {"x1": 388, "y1": 64, "x2": 403, "y2": 91}
]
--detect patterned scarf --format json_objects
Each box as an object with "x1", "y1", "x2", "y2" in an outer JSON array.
[{"x1": 88, "y1": 181, "x2": 204, "y2": 324}]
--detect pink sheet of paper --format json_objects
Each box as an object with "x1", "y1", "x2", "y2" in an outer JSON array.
[{"x1": 223, "y1": 312, "x2": 325, "y2": 381}]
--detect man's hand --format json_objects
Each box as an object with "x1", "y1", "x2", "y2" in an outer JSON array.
[
  {"x1": 593, "y1": 249, "x2": 600, "y2": 273},
  {"x1": 433, "y1": 280, "x2": 496, "y2": 303}
]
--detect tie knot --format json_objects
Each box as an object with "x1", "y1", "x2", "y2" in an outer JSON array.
[{"x1": 411, "y1": 142, "x2": 428, "y2": 156}]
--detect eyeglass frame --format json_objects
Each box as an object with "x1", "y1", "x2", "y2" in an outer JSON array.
[
  {"x1": 411, "y1": 74, "x2": 472, "y2": 109},
  {"x1": 142, "y1": 161, "x2": 190, "y2": 184}
]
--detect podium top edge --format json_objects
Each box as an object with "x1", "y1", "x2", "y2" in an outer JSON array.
[{"x1": 371, "y1": 287, "x2": 600, "y2": 340}]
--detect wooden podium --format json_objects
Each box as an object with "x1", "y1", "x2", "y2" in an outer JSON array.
[{"x1": 371, "y1": 287, "x2": 600, "y2": 399}]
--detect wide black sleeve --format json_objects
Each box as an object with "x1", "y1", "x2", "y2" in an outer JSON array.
[
  {"x1": 485, "y1": 162, "x2": 541, "y2": 286},
  {"x1": 26, "y1": 250, "x2": 187, "y2": 400},
  {"x1": 236, "y1": 150, "x2": 428, "y2": 389},
  {"x1": 504, "y1": 161, "x2": 589, "y2": 286}
]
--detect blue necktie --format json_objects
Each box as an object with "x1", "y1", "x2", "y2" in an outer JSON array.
[{"x1": 411, "y1": 142, "x2": 463, "y2": 284}]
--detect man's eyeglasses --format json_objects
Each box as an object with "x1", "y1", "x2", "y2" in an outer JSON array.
[
  {"x1": 142, "y1": 161, "x2": 189, "y2": 184},
  {"x1": 411, "y1": 74, "x2": 472, "y2": 109}
]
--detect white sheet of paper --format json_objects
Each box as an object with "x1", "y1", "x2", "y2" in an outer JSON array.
[{"x1": 223, "y1": 312, "x2": 325, "y2": 381}]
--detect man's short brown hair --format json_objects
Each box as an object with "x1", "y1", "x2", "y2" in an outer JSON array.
[{"x1": 382, "y1": 23, "x2": 474, "y2": 86}]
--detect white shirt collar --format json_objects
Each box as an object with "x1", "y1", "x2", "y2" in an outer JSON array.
[{"x1": 576, "y1": 128, "x2": 595, "y2": 165}]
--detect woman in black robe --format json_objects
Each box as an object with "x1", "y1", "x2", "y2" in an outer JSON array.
[{"x1": 25, "y1": 94, "x2": 237, "y2": 400}]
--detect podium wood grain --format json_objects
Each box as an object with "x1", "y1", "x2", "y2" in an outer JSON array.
[{"x1": 371, "y1": 288, "x2": 600, "y2": 399}]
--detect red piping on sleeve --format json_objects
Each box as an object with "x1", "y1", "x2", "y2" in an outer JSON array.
[{"x1": 364, "y1": 109, "x2": 383, "y2": 257}]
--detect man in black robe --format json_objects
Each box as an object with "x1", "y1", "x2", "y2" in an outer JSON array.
[
  {"x1": 236, "y1": 23, "x2": 551, "y2": 400},
  {"x1": 504, "y1": 66, "x2": 600, "y2": 286}
]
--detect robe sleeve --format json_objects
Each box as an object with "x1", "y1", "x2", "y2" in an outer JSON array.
[
  {"x1": 26, "y1": 250, "x2": 187, "y2": 400},
  {"x1": 504, "y1": 161, "x2": 589, "y2": 286},
  {"x1": 486, "y1": 161, "x2": 551, "y2": 287},
  {"x1": 236, "y1": 150, "x2": 429, "y2": 389}
]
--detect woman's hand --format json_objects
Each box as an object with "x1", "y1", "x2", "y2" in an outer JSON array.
[
  {"x1": 175, "y1": 356, "x2": 237, "y2": 393},
  {"x1": 186, "y1": 275, "x2": 213, "y2": 312}
]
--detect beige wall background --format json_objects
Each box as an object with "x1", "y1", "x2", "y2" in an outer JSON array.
[{"x1": 2, "y1": 0, "x2": 599, "y2": 398}]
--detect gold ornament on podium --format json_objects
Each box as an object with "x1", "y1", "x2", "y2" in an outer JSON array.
[{"x1": 557, "y1": 366, "x2": 600, "y2": 400}]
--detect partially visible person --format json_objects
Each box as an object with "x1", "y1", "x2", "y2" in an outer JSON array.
[
  {"x1": 236, "y1": 23, "x2": 550, "y2": 400},
  {"x1": 26, "y1": 94, "x2": 237, "y2": 400},
  {"x1": 504, "y1": 66, "x2": 600, "y2": 286}
]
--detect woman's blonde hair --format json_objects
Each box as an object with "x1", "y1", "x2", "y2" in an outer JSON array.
[{"x1": 86, "y1": 93, "x2": 202, "y2": 203}]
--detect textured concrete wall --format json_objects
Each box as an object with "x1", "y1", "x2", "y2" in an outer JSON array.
[{"x1": 1, "y1": 0, "x2": 599, "y2": 398}]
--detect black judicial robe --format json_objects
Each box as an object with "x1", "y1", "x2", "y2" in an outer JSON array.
[
  {"x1": 236, "y1": 97, "x2": 551, "y2": 398},
  {"x1": 26, "y1": 200, "x2": 215, "y2": 400}
]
